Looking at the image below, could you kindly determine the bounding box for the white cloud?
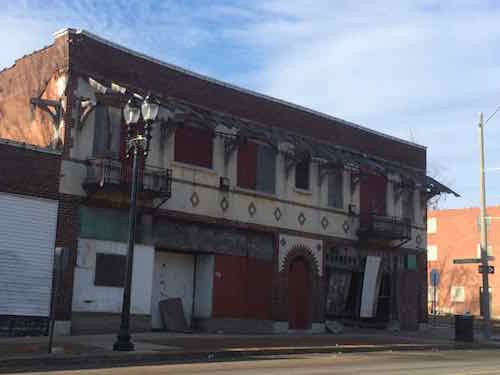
[229,1,500,208]
[1,0,499,208]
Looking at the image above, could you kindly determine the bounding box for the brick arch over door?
[272,245,325,326]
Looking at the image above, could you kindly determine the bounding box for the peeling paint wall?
[0,37,68,148]
[72,238,154,314]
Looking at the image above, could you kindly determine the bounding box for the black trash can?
[455,314,474,342]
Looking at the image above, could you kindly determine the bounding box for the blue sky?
[2,1,500,209]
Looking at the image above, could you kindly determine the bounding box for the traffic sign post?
[478,265,495,274]
[430,269,440,323]
[453,257,494,264]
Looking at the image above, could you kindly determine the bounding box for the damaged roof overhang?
[85,76,438,190]
[425,175,460,198]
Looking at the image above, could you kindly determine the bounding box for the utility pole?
[478,112,491,339]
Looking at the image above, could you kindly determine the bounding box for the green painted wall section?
[79,206,152,244]
[406,254,417,270]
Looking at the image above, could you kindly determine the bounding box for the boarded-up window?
[94,253,126,287]
[295,155,310,190]
[328,171,343,208]
[93,105,121,157]
[402,191,414,222]
[212,254,272,320]
[174,126,213,168]
[359,172,387,225]
[237,141,276,194]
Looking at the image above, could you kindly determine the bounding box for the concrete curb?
[1,342,498,373]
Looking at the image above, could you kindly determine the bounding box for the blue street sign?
[430,269,440,287]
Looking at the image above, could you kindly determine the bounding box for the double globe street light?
[114,94,160,351]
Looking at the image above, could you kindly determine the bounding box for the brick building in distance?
[427,206,500,317]
[0,28,456,336]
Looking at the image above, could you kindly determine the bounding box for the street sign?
[430,269,440,286]
[453,257,495,264]
[478,265,495,274]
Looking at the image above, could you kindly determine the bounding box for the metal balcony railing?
[83,157,172,201]
[357,213,411,241]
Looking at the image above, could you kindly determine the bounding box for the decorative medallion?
[298,212,306,226]
[321,216,329,230]
[342,220,350,234]
[220,196,229,212]
[416,233,422,246]
[248,202,256,217]
[274,207,282,221]
[316,243,322,252]
[280,237,287,247]
[190,191,200,207]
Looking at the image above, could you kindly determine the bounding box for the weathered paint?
[193,254,214,318]
[151,251,195,329]
[0,35,69,149]
[63,72,426,252]
[72,238,154,314]
[79,206,152,244]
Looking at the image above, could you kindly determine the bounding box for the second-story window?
[402,190,414,222]
[327,170,343,209]
[237,141,276,194]
[93,105,121,157]
[174,125,213,169]
[295,155,310,190]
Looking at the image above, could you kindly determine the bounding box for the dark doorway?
[376,273,391,322]
[288,257,309,329]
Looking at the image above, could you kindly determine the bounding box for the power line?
[485,105,500,125]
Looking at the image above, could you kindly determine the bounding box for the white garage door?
[0,193,58,317]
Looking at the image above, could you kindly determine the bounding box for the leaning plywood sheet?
[360,256,382,318]
[159,298,189,332]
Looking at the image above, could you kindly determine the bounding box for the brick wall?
[69,31,425,170]
[428,207,500,317]
[54,194,81,320]
[0,35,68,148]
[0,141,61,198]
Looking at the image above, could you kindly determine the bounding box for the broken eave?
[425,175,460,198]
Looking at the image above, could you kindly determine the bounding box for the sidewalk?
[0,327,498,373]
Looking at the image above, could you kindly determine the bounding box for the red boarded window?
[237,141,276,194]
[237,142,258,189]
[360,173,387,225]
[174,126,213,169]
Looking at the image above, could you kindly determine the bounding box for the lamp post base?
[113,333,135,351]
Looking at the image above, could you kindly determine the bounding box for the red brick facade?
[428,207,500,317]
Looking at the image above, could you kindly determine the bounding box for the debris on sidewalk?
[325,321,344,334]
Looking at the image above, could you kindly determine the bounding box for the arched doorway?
[288,257,309,329]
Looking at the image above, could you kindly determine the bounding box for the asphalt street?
[9,349,500,375]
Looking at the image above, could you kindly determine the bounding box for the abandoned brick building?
[0,29,456,336]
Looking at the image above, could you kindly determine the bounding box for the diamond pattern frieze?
[190,191,200,207]
[248,202,257,217]
[298,212,306,226]
[274,207,282,222]
[220,196,229,212]
[321,216,329,230]
[343,220,350,234]
[416,233,422,247]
